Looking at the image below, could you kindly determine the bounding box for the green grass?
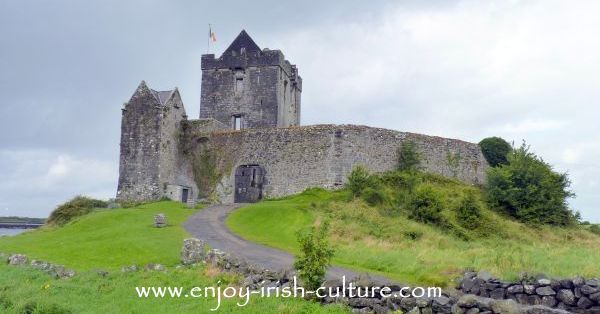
[0,263,345,313]
[227,176,600,287]
[0,201,194,270]
[0,201,346,313]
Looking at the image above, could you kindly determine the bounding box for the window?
[233,115,242,130]
[236,78,244,93]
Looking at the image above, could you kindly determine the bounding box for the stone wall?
[190,124,488,203]
[458,270,600,313]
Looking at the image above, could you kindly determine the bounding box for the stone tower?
[200,30,302,129]
[116,81,197,204]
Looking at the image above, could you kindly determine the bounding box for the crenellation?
[200,30,301,129]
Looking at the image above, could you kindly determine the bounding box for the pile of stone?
[453,294,570,314]
[458,270,600,313]
[144,263,166,271]
[181,238,206,265]
[318,276,454,314]
[120,264,167,272]
[30,259,76,279]
[154,213,167,228]
[204,248,294,290]
[5,253,75,279]
[7,253,27,265]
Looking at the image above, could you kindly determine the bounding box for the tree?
[486,142,577,226]
[479,137,512,167]
[294,220,335,291]
[398,141,422,172]
[346,166,372,197]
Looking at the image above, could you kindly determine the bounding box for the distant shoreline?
[0,223,42,229]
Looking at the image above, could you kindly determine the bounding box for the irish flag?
[209,25,217,42]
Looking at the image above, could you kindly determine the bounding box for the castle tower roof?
[150,89,174,105]
[222,30,261,57]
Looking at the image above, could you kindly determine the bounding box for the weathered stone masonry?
[194,124,487,203]
[200,30,301,129]
[117,81,197,205]
[116,30,488,204]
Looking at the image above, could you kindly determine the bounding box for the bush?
[381,171,421,192]
[590,225,600,236]
[486,143,577,226]
[346,166,374,197]
[398,141,422,172]
[294,220,335,291]
[408,185,445,226]
[47,196,108,226]
[479,137,512,167]
[456,191,483,229]
[361,187,386,206]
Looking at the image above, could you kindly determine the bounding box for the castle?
[117,30,488,205]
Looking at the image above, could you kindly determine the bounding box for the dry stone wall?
[458,271,600,313]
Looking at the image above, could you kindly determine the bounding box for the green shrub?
[456,191,483,229]
[479,137,512,167]
[381,171,421,192]
[398,141,422,172]
[361,187,386,206]
[590,225,600,236]
[346,166,374,197]
[486,143,577,226]
[294,220,335,291]
[408,185,445,226]
[47,196,107,226]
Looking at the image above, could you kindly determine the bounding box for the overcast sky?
[1,0,599,222]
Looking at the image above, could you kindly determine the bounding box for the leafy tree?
[479,137,512,167]
[486,142,577,226]
[456,191,483,229]
[398,141,422,172]
[346,166,373,197]
[294,220,335,291]
[408,184,445,226]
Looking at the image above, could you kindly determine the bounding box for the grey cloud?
[1,0,598,221]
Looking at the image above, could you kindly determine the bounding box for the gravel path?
[183,203,397,284]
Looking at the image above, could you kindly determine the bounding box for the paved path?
[183,203,397,284]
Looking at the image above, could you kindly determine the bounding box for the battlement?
[201,50,300,83]
[200,30,302,129]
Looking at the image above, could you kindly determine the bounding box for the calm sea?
[0,228,29,236]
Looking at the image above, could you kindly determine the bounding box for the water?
[0,228,29,236]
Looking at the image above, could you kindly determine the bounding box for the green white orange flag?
[209,26,217,42]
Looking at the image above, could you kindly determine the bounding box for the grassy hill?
[0,201,344,313]
[227,171,600,287]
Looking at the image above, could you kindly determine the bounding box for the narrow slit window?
[236,78,244,93]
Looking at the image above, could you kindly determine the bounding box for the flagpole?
[207,23,211,54]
